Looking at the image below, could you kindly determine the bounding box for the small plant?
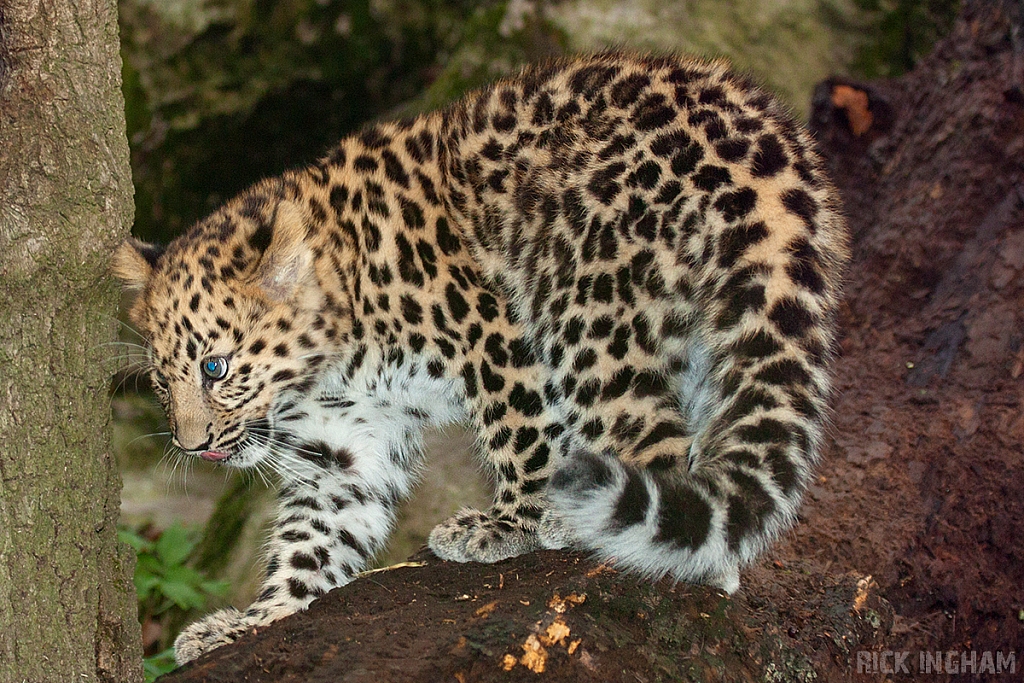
[142,648,178,682]
[119,523,230,681]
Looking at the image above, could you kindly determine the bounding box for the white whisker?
[124,430,172,450]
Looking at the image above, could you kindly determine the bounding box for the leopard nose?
[174,418,215,452]
[176,434,212,452]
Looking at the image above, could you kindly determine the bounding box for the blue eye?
[201,356,228,380]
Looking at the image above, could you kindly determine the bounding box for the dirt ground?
[162,2,1023,680]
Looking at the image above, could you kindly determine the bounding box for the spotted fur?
[114,52,848,664]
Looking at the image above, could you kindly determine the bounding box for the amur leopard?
[113,52,848,664]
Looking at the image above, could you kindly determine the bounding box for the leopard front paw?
[173,607,251,665]
[428,507,541,563]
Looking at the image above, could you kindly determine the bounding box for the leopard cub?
[114,52,848,664]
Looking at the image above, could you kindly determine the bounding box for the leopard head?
[112,182,350,468]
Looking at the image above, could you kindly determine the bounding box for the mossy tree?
[0,0,142,680]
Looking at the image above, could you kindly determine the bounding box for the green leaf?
[200,578,231,597]
[133,572,160,600]
[162,563,203,587]
[143,647,178,683]
[158,579,205,610]
[135,554,163,576]
[118,527,153,554]
[155,524,195,567]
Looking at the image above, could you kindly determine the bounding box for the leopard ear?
[253,200,318,305]
[112,238,164,290]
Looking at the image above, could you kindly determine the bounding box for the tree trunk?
[0,1,142,681]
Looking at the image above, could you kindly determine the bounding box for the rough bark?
[0,1,142,681]
[162,551,890,682]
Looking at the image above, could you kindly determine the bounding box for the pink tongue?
[200,451,229,462]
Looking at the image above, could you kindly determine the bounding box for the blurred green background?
[111,0,958,673]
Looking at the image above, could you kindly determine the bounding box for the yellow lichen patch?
[474,600,498,618]
[520,634,548,673]
[501,614,583,671]
[547,592,586,613]
[449,636,469,656]
[585,563,616,578]
[501,654,518,671]
[853,575,875,612]
[499,591,589,671]
[539,617,571,647]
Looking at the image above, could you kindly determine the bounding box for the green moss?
[851,0,960,78]
[120,0,492,242]
[121,54,151,143]
[581,581,750,681]
[763,650,818,683]
[404,2,567,115]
